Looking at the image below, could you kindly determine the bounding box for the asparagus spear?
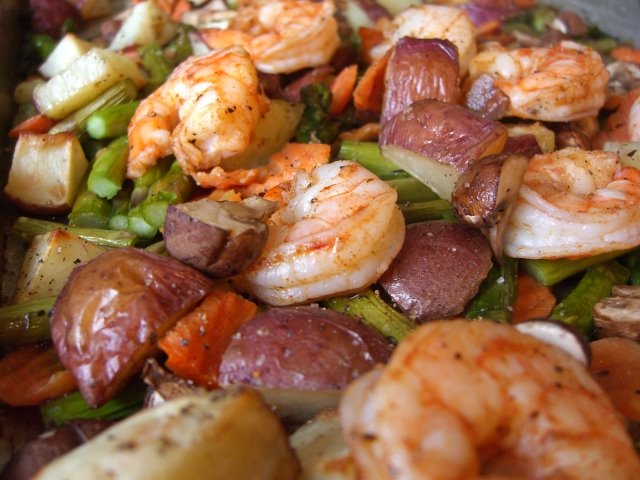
[0,297,55,346]
[399,199,455,223]
[127,205,158,239]
[108,186,132,231]
[49,80,137,136]
[139,44,174,93]
[86,101,139,140]
[550,261,630,336]
[295,83,339,144]
[388,177,439,203]
[13,217,137,249]
[68,177,112,229]
[87,136,129,200]
[140,161,194,228]
[465,257,518,323]
[41,381,146,428]
[324,288,416,343]
[130,158,172,208]
[338,141,409,180]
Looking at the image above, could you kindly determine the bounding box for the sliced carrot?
[353,50,391,112]
[476,19,502,37]
[611,46,640,65]
[9,114,57,138]
[590,337,640,421]
[0,344,77,406]
[511,272,556,324]
[170,0,191,21]
[159,289,258,388]
[329,64,358,117]
[358,26,384,64]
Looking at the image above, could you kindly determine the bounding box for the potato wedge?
[51,248,214,407]
[38,33,94,79]
[33,48,146,120]
[379,99,507,200]
[4,132,88,214]
[14,229,105,304]
[35,389,300,480]
[109,0,178,51]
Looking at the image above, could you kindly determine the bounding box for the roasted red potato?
[50,248,214,407]
[218,306,393,390]
[379,99,508,200]
[379,220,493,322]
[381,37,460,125]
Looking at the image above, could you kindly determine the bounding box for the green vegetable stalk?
[295,83,339,144]
[399,199,454,224]
[109,187,132,231]
[338,141,409,180]
[324,288,416,343]
[87,136,129,200]
[0,297,56,346]
[465,257,518,323]
[130,158,172,208]
[139,44,174,93]
[550,261,630,336]
[68,178,112,229]
[86,101,139,140]
[140,160,194,228]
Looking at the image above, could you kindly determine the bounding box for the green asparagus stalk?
[140,161,194,228]
[86,101,139,140]
[324,288,416,343]
[550,261,630,336]
[165,25,194,65]
[108,187,132,231]
[68,177,112,229]
[139,44,174,93]
[399,199,455,224]
[338,141,409,180]
[465,257,518,323]
[295,83,339,144]
[41,381,146,428]
[130,158,172,208]
[87,136,129,199]
[128,205,159,239]
[520,249,630,286]
[49,80,137,136]
[0,297,55,346]
[388,177,439,203]
[13,217,138,249]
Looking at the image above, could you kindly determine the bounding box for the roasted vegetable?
[164,197,275,277]
[50,248,214,407]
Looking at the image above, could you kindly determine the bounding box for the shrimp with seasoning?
[503,147,640,259]
[127,45,268,180]
[340,319,640,480]
[234,160,405,306]
[468,41,609,122]
[199,0,340,74]
[371,5,477,75]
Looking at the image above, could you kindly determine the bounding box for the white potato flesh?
[290,410,357,480]
[14,230,105,303]
[34,390,300,480]
[375,0,421,15]
[109,0,178,51]
[33,48,146,120]
[13,77,45,105]
[604,141,640,169]
[507,122,556,154]
[69,0,111,19]
[4,133,88,213]
[39,34,94,79]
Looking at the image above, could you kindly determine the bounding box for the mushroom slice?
[515,319,591,367]
[451,153,528,259]
[593,285,640,341]
[164,196,277,277]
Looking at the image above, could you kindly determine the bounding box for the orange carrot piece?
[170,0,191,21]
[358,26,384,64]
[611,46,640,65]
[511,272,556,324]
[329,64,358,117]
[9,114,57,138]
[159,289,258,388]
[0,344,77,406]
[590,337,640,421]
[353,50,391,112]
[476,19,502,37]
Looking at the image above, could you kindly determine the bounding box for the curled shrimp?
[199,0,340,74]
[629,95,640,141]
[127,45,268,179]
[371,5,477,75]
[468,41,609,122]
[503,147,640,259]
[340,319,640,480]
[234,160,405,306]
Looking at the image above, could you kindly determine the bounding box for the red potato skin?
[218,306,393,390]
[382,37,460,125]
[50,248,214,407]
[464,73,510,121]
[30,0,83,37]
[379,221,493,322]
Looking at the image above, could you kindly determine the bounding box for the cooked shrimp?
[629,95,640,141]
[469,41,608,122]
[127,45,268,179]
[503,147,640,259]
[340,319,640,480]
[235,160,405,306]
[371,5,477,75]
[199,0,340,74]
